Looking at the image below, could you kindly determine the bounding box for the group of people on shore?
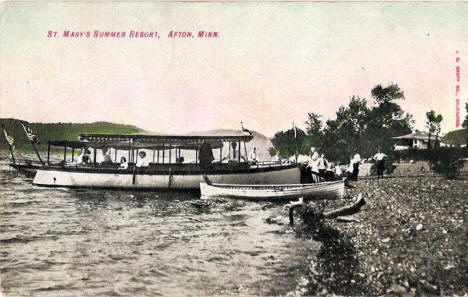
[304,147,388,182]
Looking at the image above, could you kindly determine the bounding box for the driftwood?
[289,194,365,225]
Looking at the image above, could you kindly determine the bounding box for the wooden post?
[157,149,160,163]
[244,141,248,162]
[162,146,165,164]
[153,149,155,163]
[238,141,241,162]
[169,145,172,164]
[115,149,118,162]
[195,150,198,164]
[93,147,97,167]
[63,145,67,163]
[4,139,16,164]
[71,147,75,162]
[31,142,44,165]
[47,143,50,164]
[128,141,131,163]
[220,146,222,162]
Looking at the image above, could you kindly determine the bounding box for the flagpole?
[21,123,44,165]
[293,122,297,163]
[3,130,16,164]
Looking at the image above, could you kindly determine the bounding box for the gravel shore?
[295,175,467,296]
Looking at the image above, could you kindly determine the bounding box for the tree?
[462,103,468,146]
[462,103,468,129]
[304,112,323,150]
[271,84,413,164]
[371,83,405,104]
[270,128,308,158]
[365,84,412,153]
[426,110,443,149]
[268,147,277,157]
[320,96,370,163]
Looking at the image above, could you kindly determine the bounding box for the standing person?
[199,142,214,169]
[351,153,361,181]
[373,150,388,179]
[307,148,320,183]
[334,163,343,178]
[317,153,327,177]
[249,147,258,163]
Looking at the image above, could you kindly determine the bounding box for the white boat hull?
[32,165,300,190]
[200,179,346,201]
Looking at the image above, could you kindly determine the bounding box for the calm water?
[0,161,318,296]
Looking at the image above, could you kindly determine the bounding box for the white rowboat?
[200,179,346,201]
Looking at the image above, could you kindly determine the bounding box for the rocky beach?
[293,175,467,296]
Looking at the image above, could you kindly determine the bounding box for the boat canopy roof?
[48,140,85,148]
[75,133,253,150]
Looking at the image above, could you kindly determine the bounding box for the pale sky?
[0,2,467,136]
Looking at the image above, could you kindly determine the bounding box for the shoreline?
[293,176,467,296]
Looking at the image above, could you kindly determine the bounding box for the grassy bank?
[296,176,467,296]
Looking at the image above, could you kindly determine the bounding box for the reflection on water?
[0,162,319,296]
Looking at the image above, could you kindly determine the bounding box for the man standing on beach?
[373,150,387,179]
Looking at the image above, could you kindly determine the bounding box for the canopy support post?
[169,144,172,164]
[93,147,97,167]
[32,142,44,165]
[128,140,131,163]
[238,141,241,162]
[63,145,67,163]
[47,143,50,165]
[71,147,75,162]
[244,141,248,162]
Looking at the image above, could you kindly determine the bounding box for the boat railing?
[253,160,287,168]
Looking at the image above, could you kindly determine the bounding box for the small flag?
[21,123,39,143]
[3,129,14,147]
[293,122,297,139]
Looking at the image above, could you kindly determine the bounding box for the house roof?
[393,131,444,141]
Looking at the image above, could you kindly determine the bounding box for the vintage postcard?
[0,1,467,296]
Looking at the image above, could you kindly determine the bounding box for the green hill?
[443,129,468,146]
[0,118,143,150]
[1,119,274,160]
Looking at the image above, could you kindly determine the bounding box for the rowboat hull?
[200,179,346,201]
[32,164,301,190]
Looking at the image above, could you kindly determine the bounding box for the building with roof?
[393,131,446,150]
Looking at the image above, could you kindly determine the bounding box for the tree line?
[270,84,458,164]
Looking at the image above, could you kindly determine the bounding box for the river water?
[0,161,319,296]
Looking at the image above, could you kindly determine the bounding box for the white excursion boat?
[200,179,346,201]
[31,133,301,190]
